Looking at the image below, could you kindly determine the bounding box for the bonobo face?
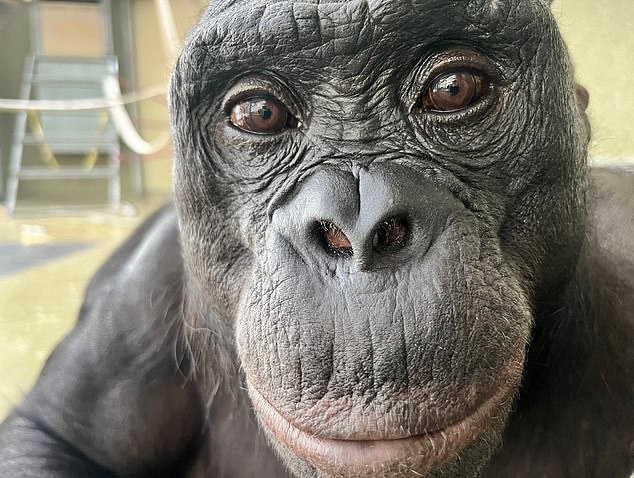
[170,0,589,476]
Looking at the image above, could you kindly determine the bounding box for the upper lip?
[247,370,521,477]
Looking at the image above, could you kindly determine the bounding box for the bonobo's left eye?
[422,71,490,112]
[228,96,299,135]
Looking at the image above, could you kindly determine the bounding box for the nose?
[271,166,447,269]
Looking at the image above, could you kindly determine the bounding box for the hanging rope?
[0,85,166,112]
[154,0,181,60]
[0,82,170,155]
[102,76,170,155]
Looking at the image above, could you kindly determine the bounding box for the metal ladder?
[5,0,122,215]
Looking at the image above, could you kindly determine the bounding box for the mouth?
[247,374,519,477]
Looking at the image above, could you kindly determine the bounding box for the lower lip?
[247,376,518,477]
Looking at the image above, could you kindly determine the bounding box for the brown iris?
[422,70,489,112]
[229,96,291,134]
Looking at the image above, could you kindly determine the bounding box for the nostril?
[314,218,408,258]
[318,221,353,257]
[373,217,408,253]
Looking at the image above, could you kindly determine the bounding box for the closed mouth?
[247,372,519,477]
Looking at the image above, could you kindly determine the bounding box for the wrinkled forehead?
[185,0,552,66]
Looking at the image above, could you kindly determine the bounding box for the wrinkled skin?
[1,0,633,477]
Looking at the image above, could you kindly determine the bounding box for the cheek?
[213,123,302,181]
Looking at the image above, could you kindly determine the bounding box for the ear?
[575,84,590,111]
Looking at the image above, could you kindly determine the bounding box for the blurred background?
[0,0,632,419]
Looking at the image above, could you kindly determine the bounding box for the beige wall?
[131,1,634,194]
[553,0,634,161]
[39,3,105,56]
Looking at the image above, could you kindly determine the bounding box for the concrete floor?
[0,201,164,419]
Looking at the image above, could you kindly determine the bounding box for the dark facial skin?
[0,1,632,477]
[171,0,585,475]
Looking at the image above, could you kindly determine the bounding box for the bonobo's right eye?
[228,96,299,135]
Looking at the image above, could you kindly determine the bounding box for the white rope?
[102,76,170,155]
[0,85,166,112]
[154,0,181,60]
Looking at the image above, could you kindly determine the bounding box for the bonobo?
[1,0,633,476]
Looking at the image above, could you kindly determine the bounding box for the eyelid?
[224,89,280,114]
[426,50,503,83]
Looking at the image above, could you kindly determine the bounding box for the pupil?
[447,82,460,96]
[257,105,272,120]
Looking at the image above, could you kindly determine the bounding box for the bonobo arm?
[0,206,204,477]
